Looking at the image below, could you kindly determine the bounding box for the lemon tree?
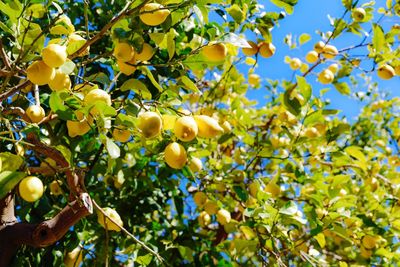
[0,0,400,266]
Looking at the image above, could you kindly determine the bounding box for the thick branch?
[26,133,82,197]
[0,193,92,267]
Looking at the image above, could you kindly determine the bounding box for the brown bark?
[0,193,92,267]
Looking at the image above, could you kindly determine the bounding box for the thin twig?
[92,200,169,266]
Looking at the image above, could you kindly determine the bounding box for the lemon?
[377,64,395,80]
[113,42,135,62]
[314,41,325,53]
[174,116,198,142]
[362,235,377,249]
[198,211,211,228]
[49,180,63,196]
[84,89,112,115]
[327,63,339,74]
[26,105,45,123]
[216,209,231,225]
[289,58,302,70]
[164,142,187,169]
[49,70,71,91]
[193,192,208,207]
[97,207,123,231]
[136,43,154,61]
[117,58,137,75]
[194,115,224,138]
[19,176,44,202]
[138,111,163,138]
[305,50,319,63]
[318,69,334,84]
[322,44,338,59]
[139,3,170,26]
[258,42,276,58]
[26,60,55,85]
[112,127,131,142]
[242,41,258,56]
[352,7,366,22]
[202,43,227,62]
[42,44,68,68]
[64,247,83,267]
[248,73,260,87]
[189,157,203,172]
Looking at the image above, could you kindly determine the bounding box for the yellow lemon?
[189,157,203,173]
[194,115,224,138]
[362,235,377,249]
[377,64,395,80]
[48,70,71,91]
[289,58,302,70]
[27,60,55,85]
[26,105,45,123]
[198,211,211,228]
[84,89,112,115]
[327,63,339,74]
[258,42,276,58]
[318,69,334,84]
[139,3,170,26]
[138,111,163,138]
[164,142,187,169]
[242,41,258,56]
[352,7,366,22]
[19,176,44,202]
[49,180,63,196]
[322,44,338,59]
[202,43,227,62]
[42,44,68,68]
[135,43,154,61]
[174,116,198,142]
[204,201,219,215]
[305,50,319,63]
[113,42,135,62]
[193,192,207,207]
[314,41,325,53]
[248,73,261,87]
[216,209,231,225]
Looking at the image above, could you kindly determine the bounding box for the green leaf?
[270,0,298,14]
[166,30,176,60]
[0,171,26,199]
[178,246,194,263]
[0,152,23,172]
[136,253,153,265]
[296,75,311,103]
[105,137,120,159]
[333,82,351,95]
[140,67,163,92]
[233,186,248,202]
[279,201,298,215]
[120,79,152,100]
[181,76,200,93]
[314,233,326,248]
[299,33,311,45]
[283,89,301,115]
[372,23,385,53]
[0,21,13,35]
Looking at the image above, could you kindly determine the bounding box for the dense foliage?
[0,0,400,266]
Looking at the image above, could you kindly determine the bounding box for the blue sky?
[243,0,399,120]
